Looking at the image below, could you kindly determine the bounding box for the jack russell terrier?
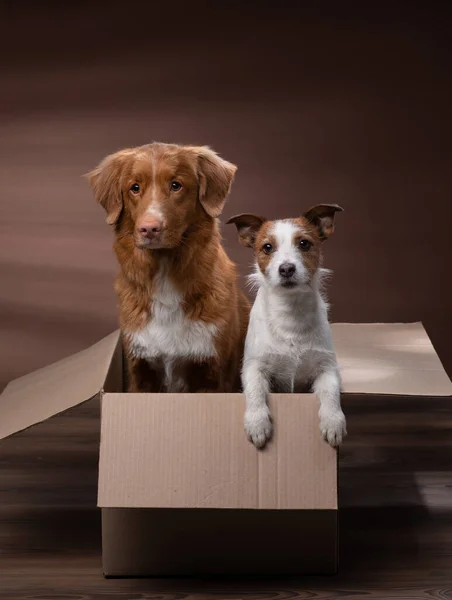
[227,204,347,448]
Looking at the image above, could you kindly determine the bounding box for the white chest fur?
[245,285,338,383]
[126,270,218,364]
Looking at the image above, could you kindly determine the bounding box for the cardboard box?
[1,323,451,576]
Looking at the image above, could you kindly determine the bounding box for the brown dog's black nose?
[279,263,296,278]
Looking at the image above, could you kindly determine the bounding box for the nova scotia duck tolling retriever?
[87,142,250,393]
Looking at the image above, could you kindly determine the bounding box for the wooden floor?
[1,394,452,599]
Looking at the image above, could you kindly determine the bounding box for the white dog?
[227,204,347,449]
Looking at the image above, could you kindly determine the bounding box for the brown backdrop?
[1,1,451,390]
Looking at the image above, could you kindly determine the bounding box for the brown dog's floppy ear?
[85,150,130,226]
[193,146,237,218]
[226,213,267,248]
[303,204,344,240]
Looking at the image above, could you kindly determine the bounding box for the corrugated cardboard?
[334,323,452,396]
[0,322,451,577]
[0,330,120,440]
[98,393,337,510]
[98,393,338,576]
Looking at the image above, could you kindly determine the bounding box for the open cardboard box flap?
[0,322,451,442]
[0,330,121,439]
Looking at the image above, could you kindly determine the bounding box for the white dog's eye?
[299,239,312,251]
[262,243,273,254]
[130,183,140,194]
[171,181,183,191]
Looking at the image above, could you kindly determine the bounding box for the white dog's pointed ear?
[303,204,344,240]
[226,213,267,248]
[192,146,237,218]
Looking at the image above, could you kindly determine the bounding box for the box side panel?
[259,395,337,509]
[101,507,337,576]
[332,322,452,396]
[332,322,431,346]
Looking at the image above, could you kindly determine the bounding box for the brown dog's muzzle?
[136,219,164,246]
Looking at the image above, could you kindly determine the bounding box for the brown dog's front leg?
[126,357,164,393]
[186,361,222,393]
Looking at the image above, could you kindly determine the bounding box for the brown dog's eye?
[171,181,183,192]
[262,243,273,254]
[130,183,140,194]
[299,239,312,251]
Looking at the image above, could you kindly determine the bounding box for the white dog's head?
[227,204,343,292]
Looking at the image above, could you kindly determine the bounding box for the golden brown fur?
[87,142,250,393]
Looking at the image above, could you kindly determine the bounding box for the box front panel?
[98,393,337,510]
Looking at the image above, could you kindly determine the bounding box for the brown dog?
[87,143,250,393]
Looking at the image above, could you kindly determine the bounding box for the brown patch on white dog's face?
[290,217,323,279]
[254,221,278,274]
[87,143,237,249]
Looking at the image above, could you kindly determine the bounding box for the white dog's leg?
[313,369,347,447]
[242,359,272,448]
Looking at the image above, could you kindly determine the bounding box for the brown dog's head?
[227,204,343,290]
[87,143,237,249]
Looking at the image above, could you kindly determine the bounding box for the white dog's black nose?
[279,263,296,278]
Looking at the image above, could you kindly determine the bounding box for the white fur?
[126,266,217,392]
[242,220,347,448]
[144,203,164,221]
[144,151,165,221]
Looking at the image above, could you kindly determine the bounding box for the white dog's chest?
[246,293,337,384]
[269,344,329,381]
[126,276,217,363]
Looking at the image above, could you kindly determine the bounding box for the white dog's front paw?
[319,408,347,447]
[244,407,273,449]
